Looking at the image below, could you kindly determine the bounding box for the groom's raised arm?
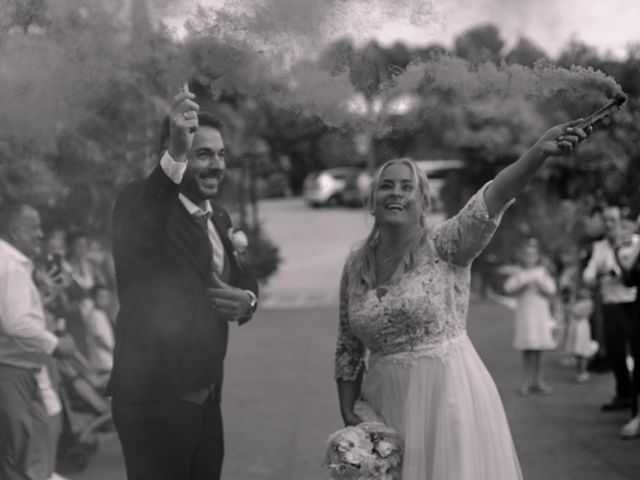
[113,91,199,269]
[113,161,181,256]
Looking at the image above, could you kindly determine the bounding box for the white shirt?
[160,151,226,274]
[583,236,638,304]
[35,365,62,416]
[0,239,59,369]
[159,151,257,312]
[178,194,226,274]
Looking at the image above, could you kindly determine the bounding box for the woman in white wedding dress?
[334,119,591,480]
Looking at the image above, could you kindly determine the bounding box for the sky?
[163,0,640,59]
[377,0,640,58]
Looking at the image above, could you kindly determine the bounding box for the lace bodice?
[335,182,513,381]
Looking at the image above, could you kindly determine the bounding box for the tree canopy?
[1,0,638,267]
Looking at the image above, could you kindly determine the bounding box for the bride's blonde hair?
[345,158,432,298]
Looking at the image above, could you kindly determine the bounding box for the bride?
[334,119,590,479]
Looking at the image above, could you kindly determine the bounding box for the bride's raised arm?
[484,119,590,216]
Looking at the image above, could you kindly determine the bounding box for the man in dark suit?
[107,90,259,480]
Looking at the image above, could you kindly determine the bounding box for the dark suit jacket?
[106,165,258,402]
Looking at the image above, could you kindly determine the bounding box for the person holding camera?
[583,205,638,412]
[0,203,76,480]
[613,217,640,438]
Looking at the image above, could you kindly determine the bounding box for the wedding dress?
[335,183,523,480]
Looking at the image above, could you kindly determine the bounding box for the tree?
[349,41,385,99]
[506,37,548,67]
[557,40,601,68]
[0,0,48,36]
[319,37,355,75]
[454,24,504,63]
[412,43,449,62]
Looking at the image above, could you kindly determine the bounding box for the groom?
[107,90,259,480]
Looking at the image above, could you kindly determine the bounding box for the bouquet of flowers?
[324,422,403,480]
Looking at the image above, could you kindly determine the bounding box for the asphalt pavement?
[66,199,639,479]
[68,299,639,480]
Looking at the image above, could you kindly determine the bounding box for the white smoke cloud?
[160,0,627,131]
[163,0,640,58]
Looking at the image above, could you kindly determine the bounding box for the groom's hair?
[159,112,224,154]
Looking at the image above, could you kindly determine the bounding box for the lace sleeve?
[334,265,366,381]
[433,181,514,267]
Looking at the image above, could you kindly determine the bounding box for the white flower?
[339,427,373,451]
[343,450,365,465]
[326,423,402,480]
[344,448,374,466]
[228,229,249,254]
[328,463,360,480]
[361,457,392,479]
[375,440,396,458]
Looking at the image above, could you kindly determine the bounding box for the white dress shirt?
[159,151,257,308]
[583,236,638,304]
[178,194,226,275]
[160,151,226,274]
[159,152,256,404]
[0,239,59,369]
[35,365,62,416]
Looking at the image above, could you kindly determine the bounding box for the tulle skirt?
[355,333,523,480]
[564,319,598,358]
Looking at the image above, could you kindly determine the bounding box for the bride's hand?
[535,119,591,157]
[343,412,363,426]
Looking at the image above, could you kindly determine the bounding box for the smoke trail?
[176,0,624,133]
[177,0,443,128]
[384,57,622,101]
[1,0,625,150]
[0,1,132,149]
[266,56,624,133]
[180,0,445,62]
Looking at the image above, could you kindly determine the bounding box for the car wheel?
[327,195,341,207]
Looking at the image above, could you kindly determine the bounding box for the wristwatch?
[244,290,258,316]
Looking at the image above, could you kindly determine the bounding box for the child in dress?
[564,287,598,383]
[82,285,115,390]
[504,238,557,395]
[555,243,582,367]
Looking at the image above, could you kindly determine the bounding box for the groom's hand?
[167,90,199,162]
[207,275,251,322]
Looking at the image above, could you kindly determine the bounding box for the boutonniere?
[228,228,249,258]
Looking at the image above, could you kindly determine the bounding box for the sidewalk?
[70,298,639,480]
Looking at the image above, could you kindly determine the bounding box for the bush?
[244,225,281,284]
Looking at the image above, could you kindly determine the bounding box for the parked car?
[414,159,464,211]
[302,167,365,207]
[303,159,463,209]
[341,170,373,207]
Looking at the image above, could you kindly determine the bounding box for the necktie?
[193,210,210,233]
[192,211,225,275]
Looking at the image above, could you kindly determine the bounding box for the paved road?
[256,199,371,308]
[257,198,445,308]
[66,199,639,479]
[68,301,639,480]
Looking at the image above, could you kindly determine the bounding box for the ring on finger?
[183,111,192,120]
